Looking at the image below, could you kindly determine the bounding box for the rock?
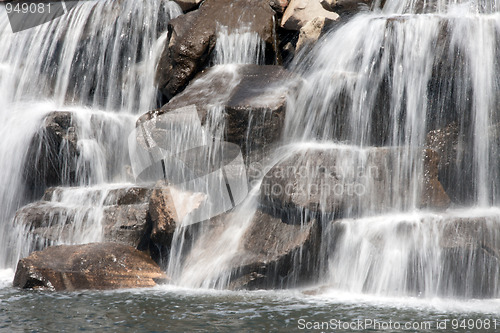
[270,0,290,12]
[148,182,207,245]
[332,0,377,14]
[232,210,320,289]
[421,149,451,209]
[422,215,500,298]
[259,147,450,220]
[281,0,339,31]
[296,16,333,51]
[173,0,203,11]
[320,0,336,10]
[147,65,294,158]
[13,243,167,291]
[187,209,319,289]
[14,186,153,250]
[23,112,79,199]
[156,0,277,99]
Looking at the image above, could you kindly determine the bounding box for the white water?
[0,0,181,267]
[0,0,499,305]
[165,0,500,298]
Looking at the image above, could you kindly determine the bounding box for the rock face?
[281,0,339,31]
[296,16,333,51]
[156,0,277,99]
[231,210,320,289]
[148,183,206,245]
[13,243,167,291]
[23,112,79,199]
[438,217,500,298]
[260,147,450,220]
[14,186,153,251]
[148,65,294,158]
[192,209,319,289]
[332,0,378,14]
[173,0,203,11]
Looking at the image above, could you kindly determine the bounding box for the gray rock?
[23,112,79,199]
[202,209,319,289]
[147,65,294,158]
[260,147,450,219]
[173,0,203,11]
[155,0,277,99]
[14,186,153,250]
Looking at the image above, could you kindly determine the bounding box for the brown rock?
[148,183,206,245]
[13,243,167,291]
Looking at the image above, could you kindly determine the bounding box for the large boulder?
[176,209,319,289]
[281,0,339,31]
[147,65,294,159]
[330,0,378,14]
[259,147,450,220]
[156,0,277,99]
[13,243,167,291]
[23,112,79,199]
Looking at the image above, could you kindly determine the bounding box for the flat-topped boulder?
[147,65,295,158]
[13,243,167,291]
[260,146,450,219]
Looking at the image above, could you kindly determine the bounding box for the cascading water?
[162,0,500,298]
[0,0,182,268]
[279,0,500,297]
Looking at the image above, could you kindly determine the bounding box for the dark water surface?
[1,270,500,332]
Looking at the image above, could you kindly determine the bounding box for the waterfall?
[167,0,500,297]
[212,25,266,65]
[0,0,182,268]
[278,0,500,296]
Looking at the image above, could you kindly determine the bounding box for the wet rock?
[233,210,319,289]
[296,16,334,51]
[281,0,339,31]
[435,216,500,298]
[173,0,203,11]
[190,210,319,289]
[147,65,293,158]
[156,0,277,99]
[332,0,378,14]
[421,149,451,209]
[23,112,79,199]
[270,0,290,12]
[13,243,167,291]
[14,186,153,250]
[148,182,206,246]
[260,147,450,220]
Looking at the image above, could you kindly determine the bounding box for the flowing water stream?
[1,0,500,331]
